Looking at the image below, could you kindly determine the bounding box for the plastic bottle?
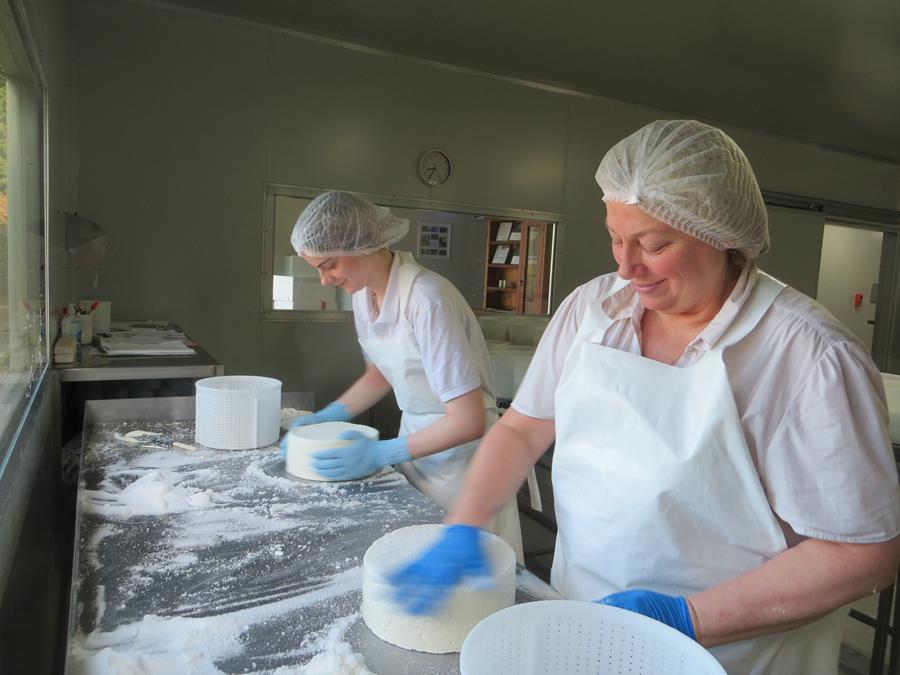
[80,312,93,345]
[61,304,82,346]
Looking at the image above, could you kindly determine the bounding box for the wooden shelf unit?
[482,219,553,314]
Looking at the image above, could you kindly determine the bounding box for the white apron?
[551,272,843,675]
[358,252,524,562]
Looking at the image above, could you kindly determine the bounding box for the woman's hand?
[389,524,492,615]
[311,432,411,480]
[597,589,696,638]
[291,401,351,428]
[278,401,350,458]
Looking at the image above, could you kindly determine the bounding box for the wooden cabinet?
[483,219,553,314]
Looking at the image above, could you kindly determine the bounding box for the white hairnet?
[290,191,409,257]
[595,120,769,258]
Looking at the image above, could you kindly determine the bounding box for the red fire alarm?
[853,293,864,308]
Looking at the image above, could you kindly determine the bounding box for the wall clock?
[417,149,452,187]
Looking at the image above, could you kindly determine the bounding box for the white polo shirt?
[352,252,496,404]
[513,265,900,545]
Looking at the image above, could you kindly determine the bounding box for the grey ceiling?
[158,0,900,164]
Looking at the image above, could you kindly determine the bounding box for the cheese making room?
[1,1,900,673]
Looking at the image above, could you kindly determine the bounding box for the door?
[816,224,883,352]
[872,232,900,373]
[521,222,553,315]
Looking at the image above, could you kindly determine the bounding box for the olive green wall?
[73,0,900,405]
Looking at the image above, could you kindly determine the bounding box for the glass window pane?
[0,41,47,456]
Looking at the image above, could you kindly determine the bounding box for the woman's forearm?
[335,363,393,416]
[405,388,486,459]
[447,409,555,528]
[689,535,900,647]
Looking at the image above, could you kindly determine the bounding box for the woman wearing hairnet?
[389,120,900,674]
[287,191,523,561]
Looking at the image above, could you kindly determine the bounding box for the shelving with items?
[482,219,553,314]
[483,220,521,312]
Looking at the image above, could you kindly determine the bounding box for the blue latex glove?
[279,401,351,458]
[388,524,492,616]
[311,432,411,480]
[596,589,696,639]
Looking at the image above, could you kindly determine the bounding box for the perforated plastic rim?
[459,600,726,675]
[195,375,282,392]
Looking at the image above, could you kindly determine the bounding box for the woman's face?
[301,254,369,294]
[605,201,732,317]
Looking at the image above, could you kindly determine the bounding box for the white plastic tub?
[195,376,282,449]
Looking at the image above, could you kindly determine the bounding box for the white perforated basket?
[195,376,282,450]
[460,600,726,675]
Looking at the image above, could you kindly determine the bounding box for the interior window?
[263,187,558,319]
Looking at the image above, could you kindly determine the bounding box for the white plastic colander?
[195,376,282,450]
[460,600,726,675]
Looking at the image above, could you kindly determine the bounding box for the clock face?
[418,150,452,186]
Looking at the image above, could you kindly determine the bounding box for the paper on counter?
[99,336,195,356]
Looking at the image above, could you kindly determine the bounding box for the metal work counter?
[65,397,559,674]
[55,321,224,383]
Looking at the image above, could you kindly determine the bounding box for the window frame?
[0,0,50,476]
[260,183,563,323]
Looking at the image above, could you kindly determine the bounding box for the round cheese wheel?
[285,422,378,481]
[362,524,516,653]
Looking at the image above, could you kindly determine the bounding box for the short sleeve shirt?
[513,265,900,545]
[352,252,496,403]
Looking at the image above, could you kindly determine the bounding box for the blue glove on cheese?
[388,524,492,616]
[311,432,411,480]
[596,589,696,639]
[279,401,351,459]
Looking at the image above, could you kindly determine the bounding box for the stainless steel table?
[55,321,224,383]
[65,397,560,674]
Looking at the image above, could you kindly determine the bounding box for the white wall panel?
[77,0,269,374]
[726,127,900,208]
[429,70,567,212]
[556,100,660,302]
[757,205,826,298]
[267,35,434,198]
[267,37,568,212]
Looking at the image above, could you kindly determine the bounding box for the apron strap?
[394,251,425,321]
[394,250,498,414]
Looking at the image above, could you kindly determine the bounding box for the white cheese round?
[362,524,516,653]
[285,422,378,481]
